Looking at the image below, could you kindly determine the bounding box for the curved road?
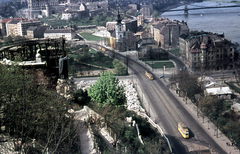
[128,58,226,154]
[78,42,227,153]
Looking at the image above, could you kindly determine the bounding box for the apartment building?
[0,18,21,37]
[179,31,235,72]
[6,20,21,36]
[17,20,41,36]
[151,18,189,49]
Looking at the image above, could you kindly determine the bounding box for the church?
[107,10,136,52]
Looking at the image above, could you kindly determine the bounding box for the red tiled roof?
[0,18,24,23]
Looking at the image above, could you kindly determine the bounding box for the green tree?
[177,69,202,101]
[0,64,77,153]
[145,23,151,32]
[112,59,126,75]
[87,71,126,108]
[13,35,26,42]
[79,47,91,62]
[92,14,101,25]
[152,10,159,18]
[3,35,13,44]
[73,89,91,106]
[135,11,140,17]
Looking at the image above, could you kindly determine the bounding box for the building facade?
[106,19,137,33]
[44,28,76,40]
[61,3,89,20]
[179,31,235,72]
[27,26,48,38]
[17,20,41,36]
[0,18,22,37]
[151,18,189,50]
[6,20,21,36]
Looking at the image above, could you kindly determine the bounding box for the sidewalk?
[170,86,239,153]
[152,66,239,154]
[133,57,239,153]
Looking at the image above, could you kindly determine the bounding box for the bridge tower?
[184,3,188,14]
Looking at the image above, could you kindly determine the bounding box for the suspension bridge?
[160,3,240,14]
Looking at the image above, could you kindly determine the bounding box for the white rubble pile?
[119,80,145,113]
[0,135,17,154]
[77,80,96,91]
[76,79,145,112]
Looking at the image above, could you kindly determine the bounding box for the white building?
[205,87,232,99]
[44,29,76,40]
[61,12,72,20]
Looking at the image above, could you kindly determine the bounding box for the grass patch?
[68,54,78,59]
[80,33,104,41]
[88,56,114,69]
[146,61,174,69]
[169,48,179,56]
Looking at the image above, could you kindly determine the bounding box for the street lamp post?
[208,120,210,129]
[163,63,165,77]
[152,60,153,72]
[185,92,187,104]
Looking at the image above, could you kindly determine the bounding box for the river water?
[161,1,240,44]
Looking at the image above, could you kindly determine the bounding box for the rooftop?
[45,29,74,33]
[206,87,232,95]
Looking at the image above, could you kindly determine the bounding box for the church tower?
[115,8,126,51]
[115,8,124,43]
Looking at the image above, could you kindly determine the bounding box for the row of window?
[193,60,233,66]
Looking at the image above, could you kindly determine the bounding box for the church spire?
[116,7,122,25]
